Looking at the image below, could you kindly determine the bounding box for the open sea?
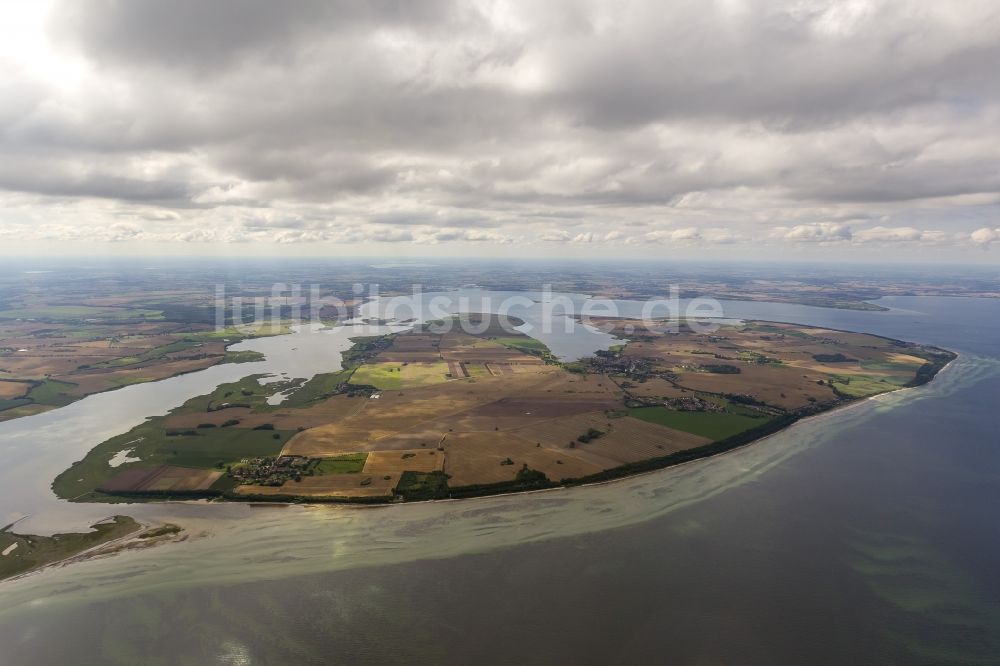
[1,295,998,665]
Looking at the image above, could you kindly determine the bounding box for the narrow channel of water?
[0,322,403,532]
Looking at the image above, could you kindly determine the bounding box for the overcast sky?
[1,0,999,262]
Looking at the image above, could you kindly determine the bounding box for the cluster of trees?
[447,466,554,499]
[812,353,855,363]
[908,351,957,387]
[700,364,741,374]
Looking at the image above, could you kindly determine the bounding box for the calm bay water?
[0,322,405,534]
[1,296,999,664]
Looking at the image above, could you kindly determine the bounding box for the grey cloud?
[0,1,996,258]
[546,2,1000,128]
[369,212,501,229]
[0,163,195,203]
[51,0,454,75]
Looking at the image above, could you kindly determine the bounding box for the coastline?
[37,314,958,509]
[0,348,958,584]
[296,347,959,508]
[158,343,958,507]
[0,518,186,584]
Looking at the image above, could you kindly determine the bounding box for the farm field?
[0,381,31,399]
[0,297,289,422]
[0,305,164,320]
[311,453,368,474]
[52,399,294,502]
[351,361,452,389]
[627,406,769,440]
[54,316,955,504]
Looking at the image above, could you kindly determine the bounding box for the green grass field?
[395,470,449,500]
[464,363,491,378]
[494,336,549,353]
[223,350,266,364]
[25,378,77,407]
[182,322,292,341]
[152,428,292,468]
[628,406,770,440]
[829,374,906,398]
[859,359,924,373]
[279,369,353,407]
[314,453,368,474]
[177,375,274,412]
[0,397,31,411]
[96,340,199,368]
[50,371,323,500]
[52,415,292,500]
[351,362,451,390]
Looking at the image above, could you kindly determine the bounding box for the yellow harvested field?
[440,348,542,364]
[0,381,30,399]
[282,366,566,456]
[364,449,444,474]
[887,352,928,366]
[363,430,448,451]
[441,431,604,486]
[511,413,711,468]
[672,364,837,410]
[235,474,395,498]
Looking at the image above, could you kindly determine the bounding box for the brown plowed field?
[100,465,222,492]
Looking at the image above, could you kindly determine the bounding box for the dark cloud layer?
[52,1,454,73]
[0,1,998,253]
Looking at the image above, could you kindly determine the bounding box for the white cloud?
[540,229,572,242]
[777,223,853,243]
[971,227,1000,245]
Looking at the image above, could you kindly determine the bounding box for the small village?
[229,455,312,487]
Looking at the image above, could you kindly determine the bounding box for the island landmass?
[54,314,955,505]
